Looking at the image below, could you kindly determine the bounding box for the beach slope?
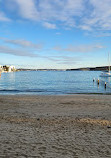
[0,95,111,157]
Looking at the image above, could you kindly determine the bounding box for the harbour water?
[0,71,111,95]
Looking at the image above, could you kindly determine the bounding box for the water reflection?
[8,72,15,82]
[108,77,111,83]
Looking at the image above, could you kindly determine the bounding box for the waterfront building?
[1,65,16,72]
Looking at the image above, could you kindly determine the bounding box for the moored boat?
[100,52,111,77]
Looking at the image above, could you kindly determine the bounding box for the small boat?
[100,72,111,77]
[100,52,111,77]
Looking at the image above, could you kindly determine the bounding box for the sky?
[0,0,111,69]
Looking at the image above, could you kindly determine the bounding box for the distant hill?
[66,66,110,71]
[17,66,110,72]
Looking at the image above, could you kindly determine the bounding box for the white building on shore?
[0,65,16,72]
[7,65,16,72]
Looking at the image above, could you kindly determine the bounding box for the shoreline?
[0,92,111,96]
[0,94,111,157]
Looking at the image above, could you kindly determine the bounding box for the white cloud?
[0,45,37,57]
[43,22,57,29]
[53,43,104,53]
[0,43,81,64]
[44,55,80,65]
[12,0,84,28]
[2,0,111,31]
[79,25,92,31]
[81,0,111,30]
[95,32,111,37]
[4,39,42,49]
[0,38,44,57]
[0,12,11,22]
[14,0,39,21]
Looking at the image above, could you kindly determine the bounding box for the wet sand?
[0,95,111,158]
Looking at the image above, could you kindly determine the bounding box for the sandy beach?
[0,94,111,158]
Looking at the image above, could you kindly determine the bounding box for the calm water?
[0,71,111,95]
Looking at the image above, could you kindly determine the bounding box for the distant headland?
[18,66,110,72]
[0,65,110,73]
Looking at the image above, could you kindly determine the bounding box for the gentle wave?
[0,89,63,94]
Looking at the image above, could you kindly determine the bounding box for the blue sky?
[0,0,111,69]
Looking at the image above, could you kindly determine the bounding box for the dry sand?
[0,94,111,158]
